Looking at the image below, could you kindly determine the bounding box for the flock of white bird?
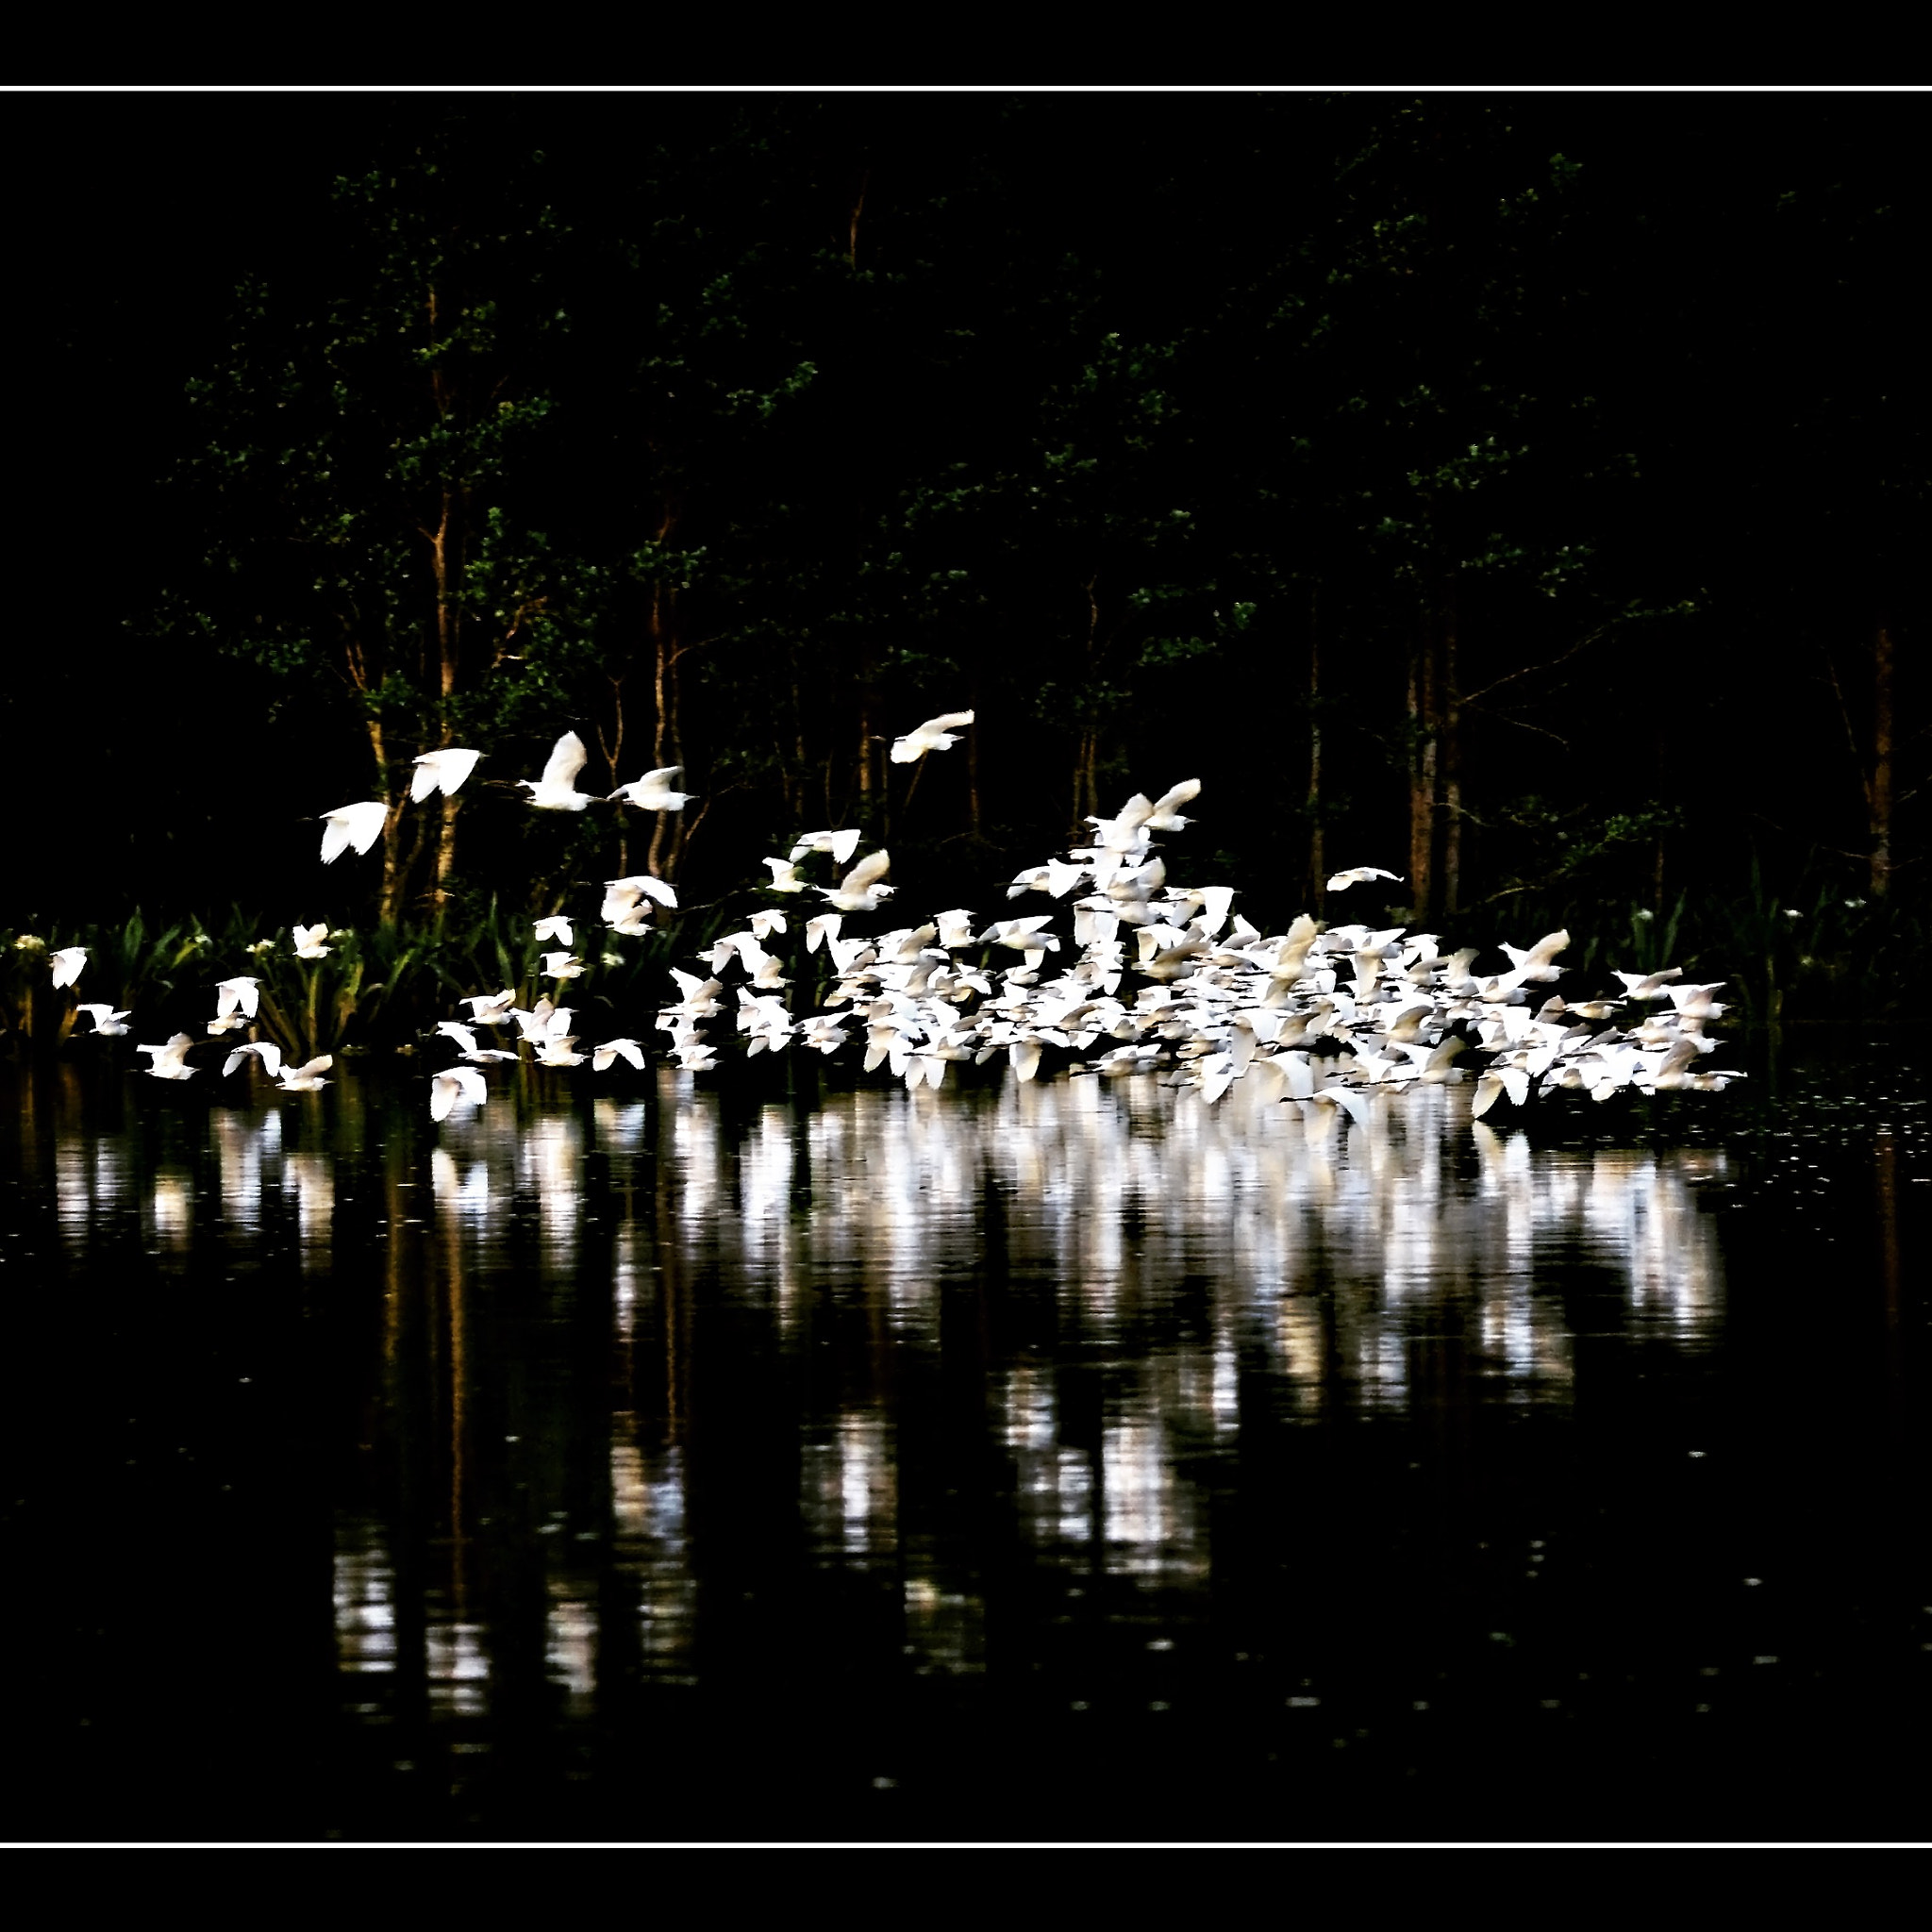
[41,708,1740,1128]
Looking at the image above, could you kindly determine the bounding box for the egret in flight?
[320,801,390,862]
[791,828,863,866]
[409,748,483,803]
[518,732,598,811]
[1327,867,1403,892]
[138,1035,199,1081]
[609,765,696,812]
[430,1065,489,1121]
[819,849,895,912]
[890,711,974,763]
[50,947,88,989]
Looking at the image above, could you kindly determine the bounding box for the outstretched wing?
[541,731,589,790]
[919,710,974,734]
[840,848,892,896]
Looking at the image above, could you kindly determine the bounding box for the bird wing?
[541,732,589,790]
[289,1056,333,1081]
[840,849,892,895]
[919,710,975,734]
[342,801,389,854]
[1150,778,1202,818]
[437,748,481,796]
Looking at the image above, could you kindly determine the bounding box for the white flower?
[1844,898,1866,909]
[602,950,625,968]
[1783,908,1804,920]
[1633,908,1654,923]
[246,939,277,957]
[13,933,44,951]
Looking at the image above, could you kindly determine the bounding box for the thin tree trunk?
[1871,618,1895,899]
[1308,589,1324,918]
[966,665,982,840]
[1407,612,1437,922]
[1440,583,1461,918]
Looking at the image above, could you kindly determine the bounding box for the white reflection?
[652,1075,1728,1574]
[545,1588,596,1710]
[148,1169,192,1251]
[334,1525,395,1675]
[284,1150,333,1261]
[426,1621,491,1716]
[522,1116,583,1271]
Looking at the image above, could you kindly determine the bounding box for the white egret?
[762,857,808,892]
[429,1065,488,1121]
[601,874,677,932]
[75,1004,131,1036]
[462,990,518,1025]
[49,947,88,989]
[541,952,585,980]
[214,976,261,1019]
[137,1034,199,1081]
[1499,930,1572,982]
[608,765,696,811]
[890,710,974,763]
[223,1041,284,1081]
[1327,866,1403,892]
[291,924,332,958]
[591,1038,646,1072]
[320,801,390,862]
[534,915,574,946]
[819,849,894,912]
[791,827,864,866]
[1144,778,1201,831]
[518,732,597,811]
[409,747,483,803]
[276,1056,333,1091]
[1611,968,1684,1001]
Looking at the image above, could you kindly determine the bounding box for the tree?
[167,127,591,924]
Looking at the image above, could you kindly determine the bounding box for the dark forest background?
[8,92,1927,1021]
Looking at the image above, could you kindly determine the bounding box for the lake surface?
[4,1041,1931,1842]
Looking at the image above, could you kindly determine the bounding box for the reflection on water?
[8,1053,1931,1840]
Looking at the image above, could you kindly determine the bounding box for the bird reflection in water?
[27,1065,1736,1815]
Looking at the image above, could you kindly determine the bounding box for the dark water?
[4,1042,1931,1842]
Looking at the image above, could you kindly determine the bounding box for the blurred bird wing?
[541,732,589,790]
[839,849,892,896]
[288,1056,334,1082]
[1150,777,1201,819]
[918,710,974,734]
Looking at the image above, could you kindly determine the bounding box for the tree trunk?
[1407,609,1437,922]
[1307,589,1325,918]
[1440,583,1462,918]
[1871,618,1895,899]
[966,665,982,840]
